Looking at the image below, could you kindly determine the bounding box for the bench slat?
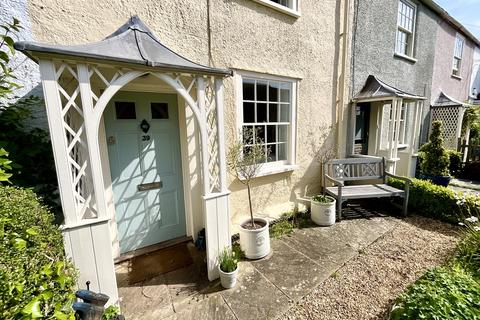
[325,184,404,200]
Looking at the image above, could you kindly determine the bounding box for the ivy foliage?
[0,148,12,182]
[0,18,59,214]
[0,186,77,319]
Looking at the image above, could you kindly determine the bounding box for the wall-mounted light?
[140,119,150,133]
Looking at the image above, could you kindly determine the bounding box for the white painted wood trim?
[214,78,228,193]
[196,76,211,195]
[177,95,195,239]
[77,64,108,219]
[38,60,78,225]
[250,0,301,18]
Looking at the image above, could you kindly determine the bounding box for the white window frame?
[395,0,417,59]
[452,33,465,77]
[235,71,298,177]
[250,0,301,18]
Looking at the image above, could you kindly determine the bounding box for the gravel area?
[280,216,460,320]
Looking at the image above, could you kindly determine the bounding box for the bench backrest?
[323,157,385,183]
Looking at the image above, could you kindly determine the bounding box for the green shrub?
[390,265,480,320]
[447,150,463,176]
[456,211,480,278]
[419,121,450,176]
[0,186,77,319]
[388,177,479,224]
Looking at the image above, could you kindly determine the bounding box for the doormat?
[128,243,193,284]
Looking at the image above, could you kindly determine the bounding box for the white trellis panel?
[430,106,465,149]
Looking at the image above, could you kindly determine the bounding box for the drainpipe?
[336,0,352,158]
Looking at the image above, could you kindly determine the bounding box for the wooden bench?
[322,156,411,220]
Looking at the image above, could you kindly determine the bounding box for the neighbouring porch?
[15,16,233,305]
[347,75,425,176]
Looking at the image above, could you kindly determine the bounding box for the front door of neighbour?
[105,91,186,254]
[354,102,370,155]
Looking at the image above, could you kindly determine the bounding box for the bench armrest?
[324,174,344,187]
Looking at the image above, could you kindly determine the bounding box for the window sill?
[451,74,462,80]
[250,0,301,18]
[394,52,417,63]
[240,164,298,180]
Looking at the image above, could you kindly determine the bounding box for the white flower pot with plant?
[218,247,239,289]
[228,128,271,260]
[310,195,336,226]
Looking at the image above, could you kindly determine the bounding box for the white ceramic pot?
[218,265,239,289]
[239,218,271,259]
[310,196,336,226]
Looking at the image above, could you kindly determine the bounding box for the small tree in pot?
[419,120,451,186]
[227,128,271,259]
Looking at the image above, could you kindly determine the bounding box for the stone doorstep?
[117,216,399,319]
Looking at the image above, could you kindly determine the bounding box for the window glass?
[241,77,294,164]
[115,101,136,119]
[395,0,416,57]
[151,102,169,119]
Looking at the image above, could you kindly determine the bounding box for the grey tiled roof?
[354,75,426,101]
[14,16,232,77]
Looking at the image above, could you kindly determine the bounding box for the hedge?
[0,186,77,319]
[388,177,480,224]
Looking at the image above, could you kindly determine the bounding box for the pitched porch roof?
[353,75,426,102]
[14,15,232,77]
[432,91,470,108]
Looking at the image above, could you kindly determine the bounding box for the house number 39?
[142,135,150,141]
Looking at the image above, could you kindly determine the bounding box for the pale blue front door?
[105,91,186,254]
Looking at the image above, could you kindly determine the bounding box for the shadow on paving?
[116,201,400,320]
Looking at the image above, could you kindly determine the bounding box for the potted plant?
[419,120,451,186]
[218,247,239,289]
[310,195,336,226]
[227,128,271,259]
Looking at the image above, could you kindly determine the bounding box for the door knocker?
[140,119,151,141]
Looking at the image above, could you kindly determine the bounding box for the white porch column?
[39,60,78,225]
[196,76,210,194]
[203,77,231,281]
[39,60,118,305]
[215,78,228,192]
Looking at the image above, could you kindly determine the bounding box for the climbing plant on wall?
[0,18,60,216]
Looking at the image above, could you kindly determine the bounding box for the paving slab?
[165,262,221,312]
[250,239,324,300]
[118,274,173,320]
[166,294,237,320]
[221,262,291,320]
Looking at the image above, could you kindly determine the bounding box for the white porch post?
[392,98,403,173]
[38,60,118,305]
[201,76,231,281]
[347,102,357,155]
[215,78,228,192]
[39,60,79,226]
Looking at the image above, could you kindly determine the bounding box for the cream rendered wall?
[431,20,476,104]
[28,0,347,234]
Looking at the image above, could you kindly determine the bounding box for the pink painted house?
[430,13,480,149]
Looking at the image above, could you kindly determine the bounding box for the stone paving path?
[449,178,480,196]
[118,215,400,319]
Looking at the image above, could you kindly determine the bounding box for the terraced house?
[1,0,479,309]
[3,0,352,303]
[348,0,479,175]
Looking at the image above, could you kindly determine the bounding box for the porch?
[347,75,425,176]
[14,16,233,305]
